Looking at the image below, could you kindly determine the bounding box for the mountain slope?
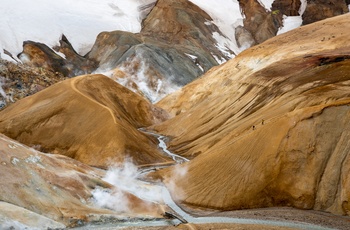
[0,74,171,168]
[153,14,350,215]
[0,134,162,227]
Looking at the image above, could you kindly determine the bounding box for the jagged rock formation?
[153,14,350,216]
[271,0,301,16]
[0,74,171,168]
[0,59,67,110]
[238,0,283,44]
[0,134,162,227]
[18,41,72,76]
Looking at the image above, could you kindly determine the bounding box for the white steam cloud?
[91,159,189,213]
[91,188,130,212]
[164,164,188,201]
[91,159,163,212]
[93,52,180,104]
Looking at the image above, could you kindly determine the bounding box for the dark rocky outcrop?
[271,0,302,16]
[54,34,98,75]
[86,0,234,100]
[0,59,66,110]
[238,0,283,44]
[17,41,71,76]
[302,0,349,25]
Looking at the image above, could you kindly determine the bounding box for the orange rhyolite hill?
[0,74,172,168]
[154,14,350,216]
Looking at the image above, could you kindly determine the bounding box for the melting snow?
[257,0,275,10]
[277,15,303,35]
[299,0,308,15]
[211,53,226,65]
[212,32,236,60]
[185,53,197,60]
[189,0,243,54]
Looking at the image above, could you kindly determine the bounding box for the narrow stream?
[141,129,189,164]
[77,130,336,229]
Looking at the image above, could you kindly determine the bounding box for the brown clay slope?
[0,74,171,168]
[153,14,350,215]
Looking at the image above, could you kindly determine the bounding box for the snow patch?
[185,53,197,60]
[0,0,147,59]
[257,0,275,10]
[185,53,205,71]
[211,53,226,65]
[212,32,236,60]
[299,0,308,16]
[277,15,303,35]
[17,53,31,64]
[189,0,243,54]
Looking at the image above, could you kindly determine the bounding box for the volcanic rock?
[18,41,72,76]
[302,0,349,25]
[153,14,350,215]
[0,59,67,110]
[54,34,98,75]
[87,0,234,102]
[271,0,302,16]
[238,0,283,44]
[0,74,171,168]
